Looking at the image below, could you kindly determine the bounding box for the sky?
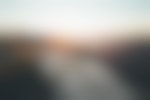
[0,0,149,38]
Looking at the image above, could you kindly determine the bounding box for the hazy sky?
[0,0,149,33]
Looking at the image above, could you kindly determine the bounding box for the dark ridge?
[0,40,57,100]
[114,41,150,100]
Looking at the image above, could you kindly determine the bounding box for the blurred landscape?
[0,0,150,100]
